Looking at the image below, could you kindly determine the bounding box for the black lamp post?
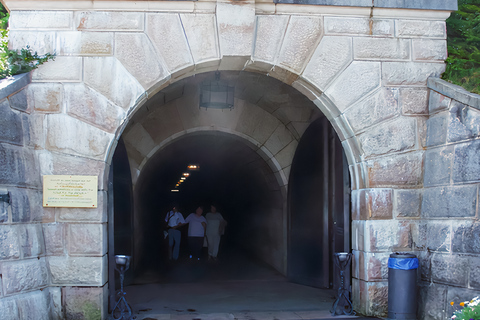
[199,72,234,110]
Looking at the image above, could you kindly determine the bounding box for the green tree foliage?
[442,0,480,94]
[0,3,55,79]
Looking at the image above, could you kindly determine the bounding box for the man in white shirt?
[165,205,185,261]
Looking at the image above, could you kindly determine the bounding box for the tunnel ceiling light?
[188,164,200,170]
[199,72,234,111]
[171,189,179,192]
[180,177,186,180]
[183,173,190,177]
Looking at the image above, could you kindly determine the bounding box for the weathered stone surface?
[253,15,289,63]
[303,36,352,92]
[424,146,453,187]
[56,31,113,56]
[46,114,114,160]
[18,224,45,257]
[277,16,323,73]
[360,188,393,220]
[448,102,480,143]
[10,11,72,30]
[146,14,193,73]
[21,113,45,149]
[217,1,255,57]
[0,225,20,259]
[8,31,55,56]
[364,220,411,252]
[355,251,389,281]
[422,185,477,218]
[428,90,451,114]
[123,122,156,157]
[68,223,107,256]
[469,257,480,289]
[274,140,297,169]
[115,33,169,90]
[11,188,54,223]
[16,291,51,320]
[359,117,416,158]
[366,151,424,187]
[324,17,394,36]
[426,221,451,252]
[0,143,40,187]
[48,255,107,285]
[65,83,125,133]
[2,258,48,294]
[326,61,381,112]
[57,191,107,222]
[43,223,65,256]
[26,83,63,112]
[446,286,480,314]
[32,56,82,82]
[396,20,446,39]
[452,221,480,254]
[394,189,421,218]
[418,282,447,320]
[354,38,410,60]
[344,88,399,133]
[84,57,144,110]
[264,125,293,156]
[180,14,219,64]
[413,39,447,61]
[428,77,480,110]
[382,62,445,86]
[453,140,480,183]
[75,11,144,31]
[0,99,23,146]
[0,197,7,223]
[8,88,29,113]
[49,287,62,320]
[0,73,31,100]
[432,253,469,286]
[0,297,19,320]
[63,285,107,320]
[426,112,448,147]
[400,88,428,114]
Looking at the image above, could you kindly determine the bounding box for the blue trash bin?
[388,252,418,320]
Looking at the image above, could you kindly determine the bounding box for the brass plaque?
[43,175,98,208]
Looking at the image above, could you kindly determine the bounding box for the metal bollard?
[388,252,418,320]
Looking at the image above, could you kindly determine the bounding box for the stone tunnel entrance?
[109,71,351,316]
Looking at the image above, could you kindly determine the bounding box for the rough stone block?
[418,282,447,320]
[418,250,432,280]
[18,224,45,257]
[0,297,19,320]
[453,140,480,183]
[46,114,114,160]
[422,185,477,218]
[326,61,381,112]
[26,83,63,112]
[8,88,29,113]
[446,285,480,309]
[366,151,424,187]
[11,188,53,223]
[359,117,416,158]
[84,57,145,110]
[48,255,107,286]
[431,253,469,286]
[75,11,144,31]
[400,88,428,115]
[0,225,20,259]
[0,99,23,146]
[366,281,388,317]
[469,256,480,289]
[382,62,445,86]
[344,88,399,133]
[394,189,421,218]
[396,20,446,39]
[2,258,48,294]
[43,223,65,256]
[115,33,169,90]
[253,15,289,64]
[413,39,447,61]
[32,57,82,82]
[8,31,55,56]
[180,14,219,64]
[424,146,453,187]
[356,251,389,281]
[63,285,108,320]
[49,287,63,320]
[303,36,353,92]
[352,220,366,251]
[0,143,40,187]
[146,13,193,73]
[264,125,294,156]
[360,188,393,220]
[324,17,394,36]
[20,113,44,151]
[452,221,480,254]
[57,191,107,222]
[16,291,51,320]
[65,83,125,133]
[68,223,107,256]
[274,140,297,169]
[354,38,410,60]
[428,77,480,110]
[428,90,451,114]
[56,31,113,56]
[277,16,323,74]
[448,102,480,143]
[365,220,410,252]
[0,199,7,223]
[426,221,451,252]
[426,112,448,147]
[123,122,156,157]
[10,11,72,30]
[411,221,427,250]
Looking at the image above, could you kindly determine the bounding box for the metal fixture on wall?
[199,71,234,110]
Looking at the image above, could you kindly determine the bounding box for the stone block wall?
[417,78,480,320]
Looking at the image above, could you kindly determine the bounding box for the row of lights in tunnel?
[171,165,200,192]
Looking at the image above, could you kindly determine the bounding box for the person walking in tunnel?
[165,205,185,261]
[205,204,227,262]
[185,206,207,261]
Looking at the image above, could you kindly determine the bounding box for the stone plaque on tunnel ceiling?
[43,175,97,208]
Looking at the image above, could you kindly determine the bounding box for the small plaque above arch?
[43,175,98,208]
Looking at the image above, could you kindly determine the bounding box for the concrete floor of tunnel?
[121,248,367,320]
